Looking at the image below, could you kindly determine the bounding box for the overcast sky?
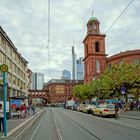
[0,0,140,82]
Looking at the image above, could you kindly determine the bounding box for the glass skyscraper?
[61,70,71,80]
[76,57,84,80]
[32,73,44,90]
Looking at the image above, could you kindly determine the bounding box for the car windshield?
[106,105,115,109]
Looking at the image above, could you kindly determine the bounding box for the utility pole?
[0,64,9,137]
[72,46,75,80]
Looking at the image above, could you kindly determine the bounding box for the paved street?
[120,110,140,118]
[20,108,140,140]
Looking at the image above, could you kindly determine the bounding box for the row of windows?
[0,36,26,70]
[88,23,97,30]
[7,72,26,89]
[108,59,140,69]
[0,51,26,81]
[85,60,101,75]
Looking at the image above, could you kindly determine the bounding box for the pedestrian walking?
[16,107,20,118]
[31,104,36,115]
[26,105,30,115]
[130,101,134,110]
[0,104,4,133]
[115,102,119,119]
[20,103,26,118]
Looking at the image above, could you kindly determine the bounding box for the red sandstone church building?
[42,16,140,104]
[83,16,140,84]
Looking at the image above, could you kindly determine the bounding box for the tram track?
[53,108,101,140]
[57,108,138,140]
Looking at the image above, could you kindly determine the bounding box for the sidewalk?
[120,110,140,120]
[0,107,43,138]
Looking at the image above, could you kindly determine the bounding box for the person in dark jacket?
[115,103,119,119]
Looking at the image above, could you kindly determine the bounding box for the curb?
[1,109,45,140]
[119,115,140,120]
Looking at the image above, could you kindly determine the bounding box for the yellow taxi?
[92,104,116,117]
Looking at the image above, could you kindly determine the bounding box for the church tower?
[83,16,107,84]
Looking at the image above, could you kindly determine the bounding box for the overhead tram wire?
[47,0,51,78]
[105,0,135,34]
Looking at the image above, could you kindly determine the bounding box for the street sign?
[0,64,8,72]
[121,85,126,95]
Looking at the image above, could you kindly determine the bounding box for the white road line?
[30,117,44,140]
[52,109,63,140]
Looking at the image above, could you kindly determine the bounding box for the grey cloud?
[0,0,139,82]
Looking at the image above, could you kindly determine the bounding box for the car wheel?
[88,110,91,114]
[100,112,103,117]
[92,111,95,115]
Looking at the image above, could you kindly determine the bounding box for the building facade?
[76,57,84,80]
[83,17,140,84]
[27,69,33,90]
[32,72,44,90]
[0,26,28,101]
[61,69,71,80]
[43,79,83,104]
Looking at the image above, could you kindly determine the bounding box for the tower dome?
[87,16,100,35]
[88,16,98,22]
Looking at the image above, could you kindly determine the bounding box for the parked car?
[92,104,116,117]
[65,100,75,109]
[77,104,86,112]
[82,104,96,114]
[73,103,79,110]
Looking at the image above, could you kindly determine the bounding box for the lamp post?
[121,85,126,110]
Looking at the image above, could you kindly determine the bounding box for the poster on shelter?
[10,99,22,110]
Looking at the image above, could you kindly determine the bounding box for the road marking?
[30,116,44,140]
[57,108,101,140]
[51,109,63,140]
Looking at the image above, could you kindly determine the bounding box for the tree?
[100,63,140,110]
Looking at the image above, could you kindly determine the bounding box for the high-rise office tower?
[61,70,71,80]
[32,73,44,90]
[76,57,84,80]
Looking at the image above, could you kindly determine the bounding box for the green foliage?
[73,63,140,107]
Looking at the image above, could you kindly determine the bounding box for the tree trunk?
[125,93,129,111]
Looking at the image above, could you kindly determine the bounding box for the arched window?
[93,23,96,29]
[95,42,99,52]
[96,60,100,73]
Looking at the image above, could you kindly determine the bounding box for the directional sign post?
[121,85,126,110]
[0,64,8,136]
[121,85,126,95]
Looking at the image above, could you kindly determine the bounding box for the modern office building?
[0,26,28,101]
[83,16,140,84]
[72,46,77,80]
[76,57,84,80]
[61,70,71,80]
[32,72,44,90]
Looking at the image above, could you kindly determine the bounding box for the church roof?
[88,16,98,22]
